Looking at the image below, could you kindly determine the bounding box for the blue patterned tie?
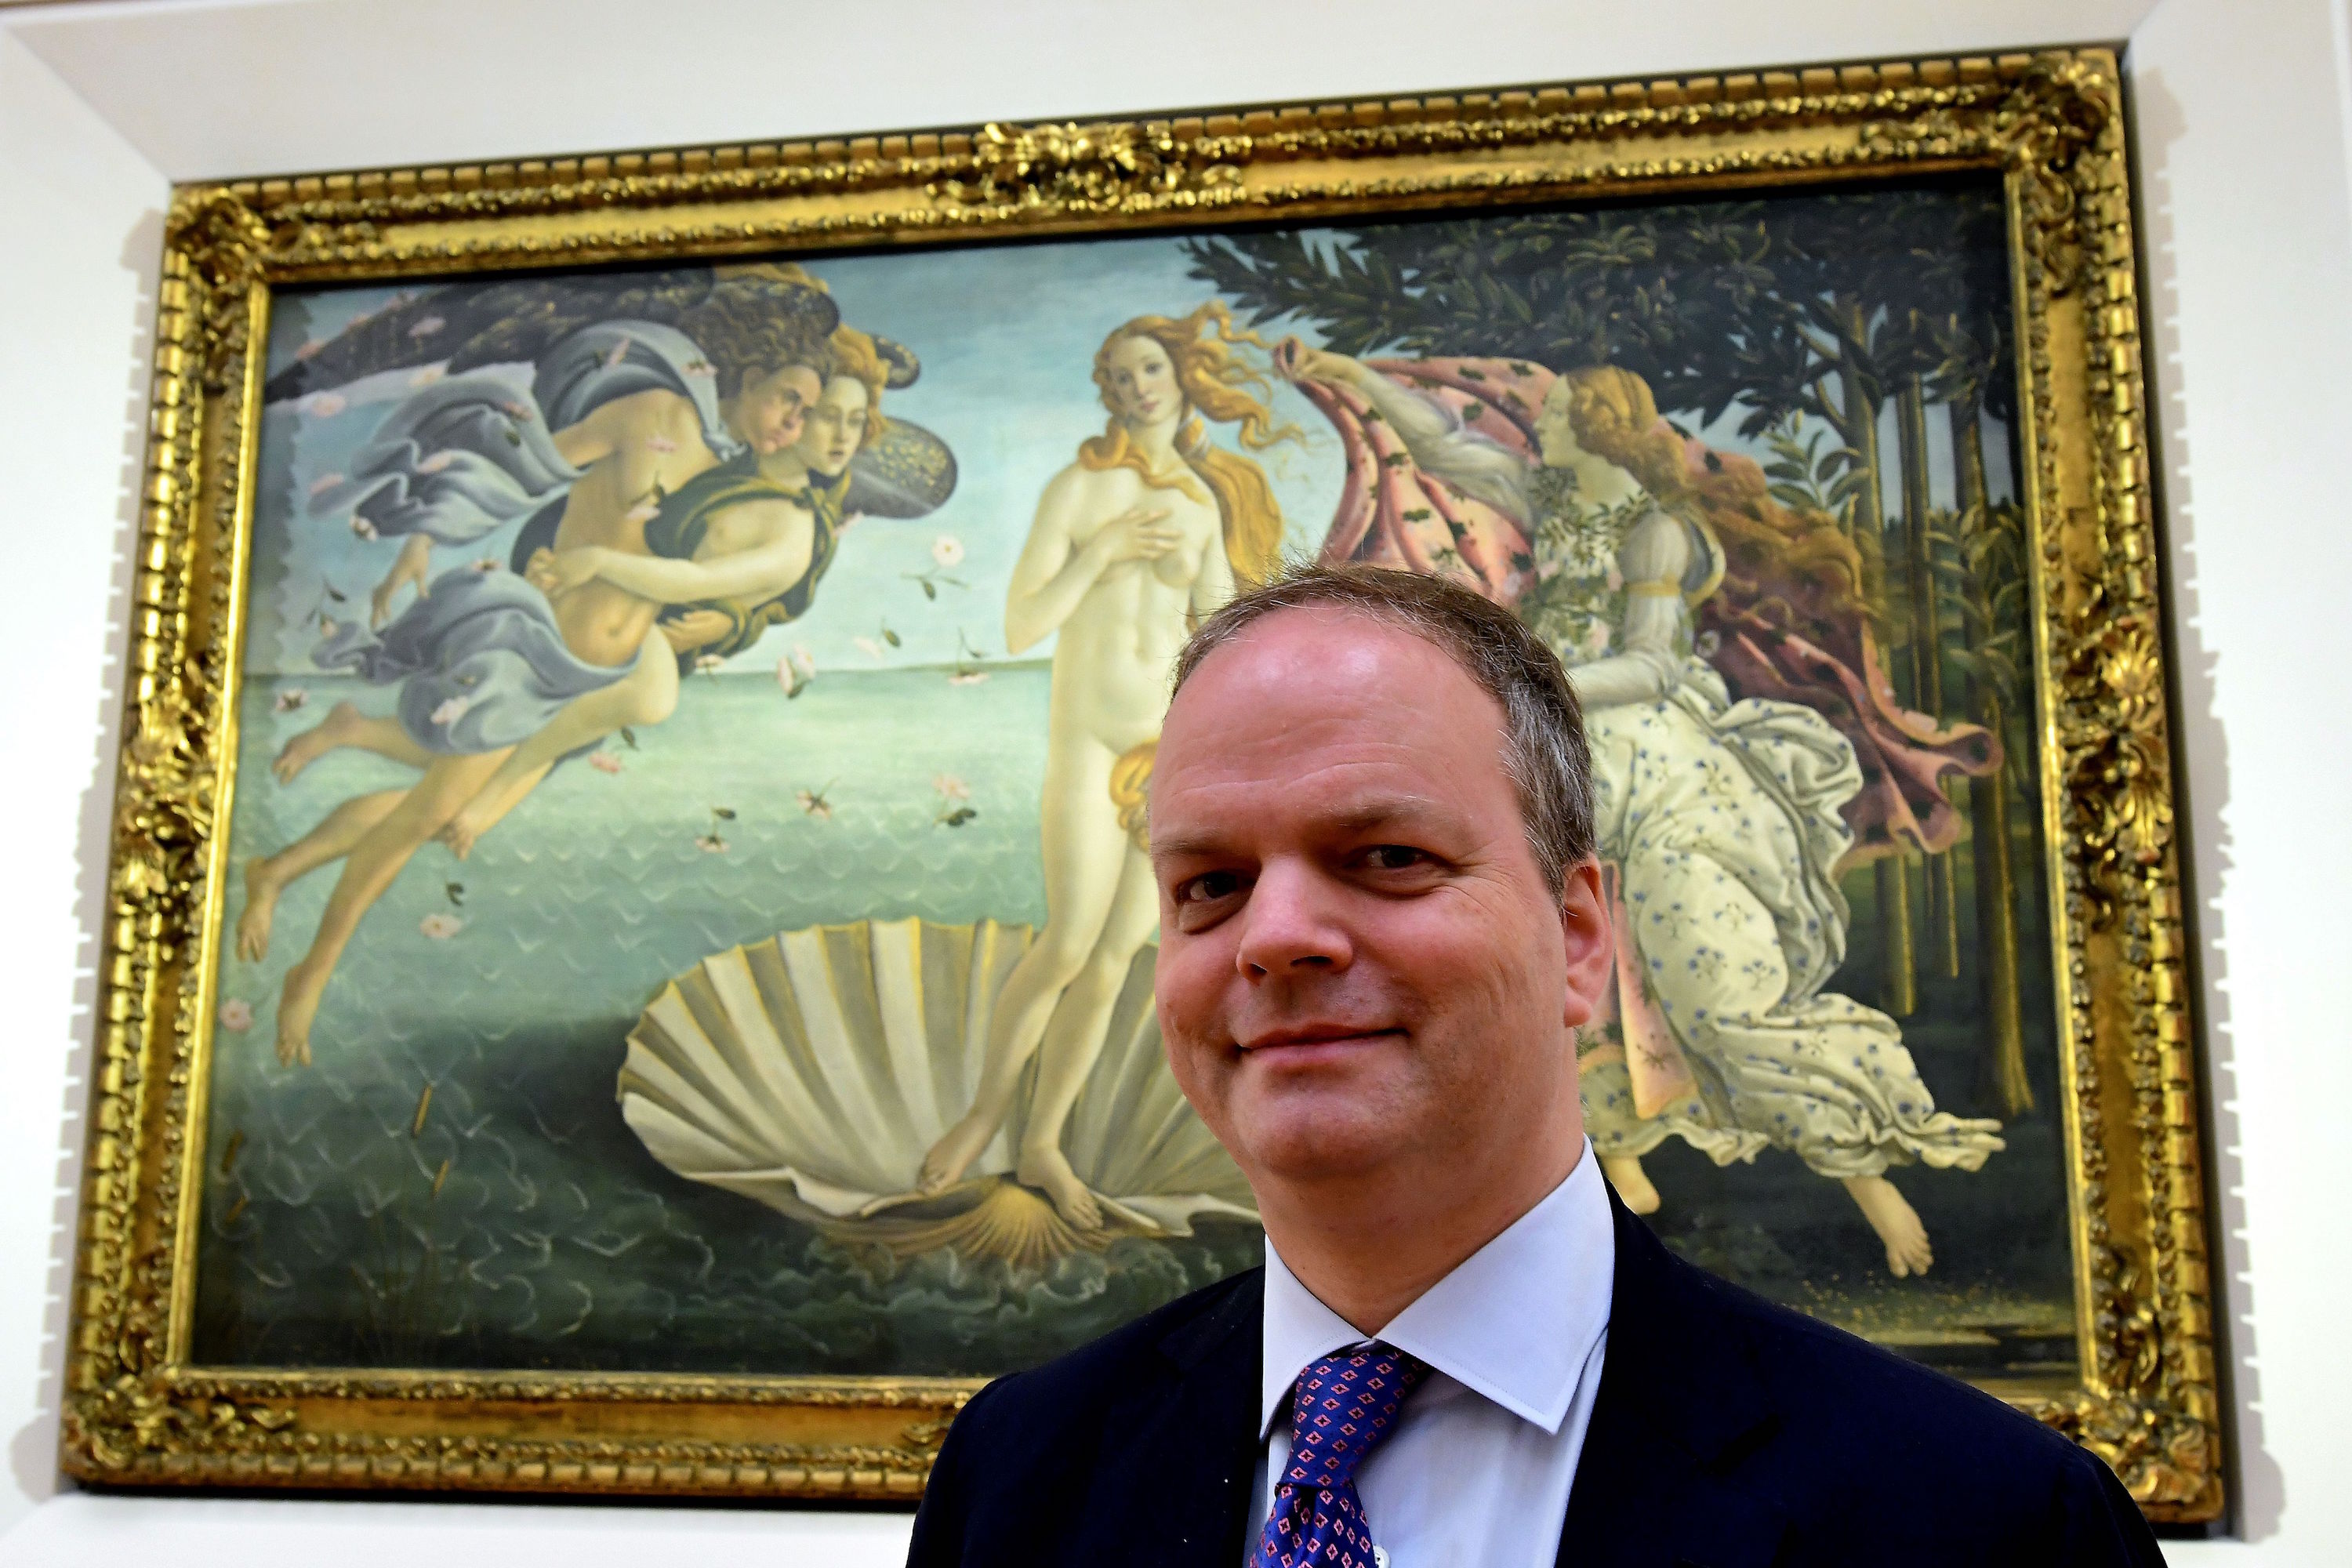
[1253,1344,1429,1568]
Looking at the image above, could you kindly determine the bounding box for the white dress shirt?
[1247,1142,1615,1568]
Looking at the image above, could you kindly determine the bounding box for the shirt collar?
[1258,1141,1614,1438]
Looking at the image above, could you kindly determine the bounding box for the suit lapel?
[1076,1268,1264,1568]
[1559,1187,1788,1568]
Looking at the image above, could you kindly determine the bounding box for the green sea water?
[198,665,1263,1376]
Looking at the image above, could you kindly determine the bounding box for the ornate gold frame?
[64,47,2219,1520]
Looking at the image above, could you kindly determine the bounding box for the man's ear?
[1558,858,1613,1030]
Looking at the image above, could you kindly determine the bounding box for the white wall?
[0,0,2341,1560]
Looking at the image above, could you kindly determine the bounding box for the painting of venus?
[201,183,2071,1396]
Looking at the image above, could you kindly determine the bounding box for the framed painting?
[64,48,2220,1521]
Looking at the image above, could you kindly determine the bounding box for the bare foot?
[917,1109,1000,1195]
[1602,1154,1662,1214]
[275,961,325,1067]
[234,856,280,962]
[273,700,364,784]
[434,802,492,860]
[1843,1174,1933,1277]
[1017,1141,1103,1230]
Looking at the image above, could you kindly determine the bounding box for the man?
[907,564,2164,1566]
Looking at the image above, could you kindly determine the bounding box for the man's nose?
[1233,859,1351,978]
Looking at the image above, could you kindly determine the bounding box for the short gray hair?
[1167,562,1595,898]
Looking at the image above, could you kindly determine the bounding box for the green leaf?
[921,580,937,601]
[619,727,639,750]
[445,883,465,907]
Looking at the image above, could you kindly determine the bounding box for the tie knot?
[1280,1344,1428,1494]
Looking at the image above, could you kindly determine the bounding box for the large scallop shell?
[619,917,1258,1265]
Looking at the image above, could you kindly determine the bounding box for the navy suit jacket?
[907,1185,2165,1566]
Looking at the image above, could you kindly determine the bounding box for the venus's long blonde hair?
[1079,302,1300,585]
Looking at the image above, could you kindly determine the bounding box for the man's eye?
[1177,870,1243,904]
[1362,846,1428,871]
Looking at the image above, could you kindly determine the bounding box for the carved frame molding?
[67,49,2220,1520]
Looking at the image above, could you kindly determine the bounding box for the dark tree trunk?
[1896,376,1959,982]
[1835,310,1913,1018]
[1947,397,2031,1112]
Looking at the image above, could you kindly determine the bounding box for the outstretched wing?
[264,267,842,405]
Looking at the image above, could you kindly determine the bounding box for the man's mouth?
[1238,1025,1399,1055]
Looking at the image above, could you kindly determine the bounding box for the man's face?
[732,364,822,456]
[1151,606,1600,1194]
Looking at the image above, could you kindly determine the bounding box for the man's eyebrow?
[1325,797,1449,835]
[1148,797,1454,867]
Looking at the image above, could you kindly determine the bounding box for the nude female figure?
[916,305,1290,1227]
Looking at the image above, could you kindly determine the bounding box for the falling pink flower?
[302,391,347,419]
[622,499,660,527]
[933,773,971,803]
[793,791,833,821]
[644,434,677,454]
[417,450,458,474]
[947,670,990,687]
[931,535,965,568]
[350,517,379,540]
[470,557,499,573]
[852,636,884,662]
[499,400,535,423]
[308,472,347,499]
[216,998,253,1033]
[274,688,309,713]
[790,644,817,680]
[430,694,475,728]
[694,833,729,853]
[408,315,446,339]
[294,339,325,361]
[589,751,623,775]
[419,913,465,940]
[682,358,713,378]
[694,654,726,673]
[408,365,446,388]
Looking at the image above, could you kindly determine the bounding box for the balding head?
[1167,563,1594,897]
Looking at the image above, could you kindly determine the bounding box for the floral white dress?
[1351,373,2004,1179]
